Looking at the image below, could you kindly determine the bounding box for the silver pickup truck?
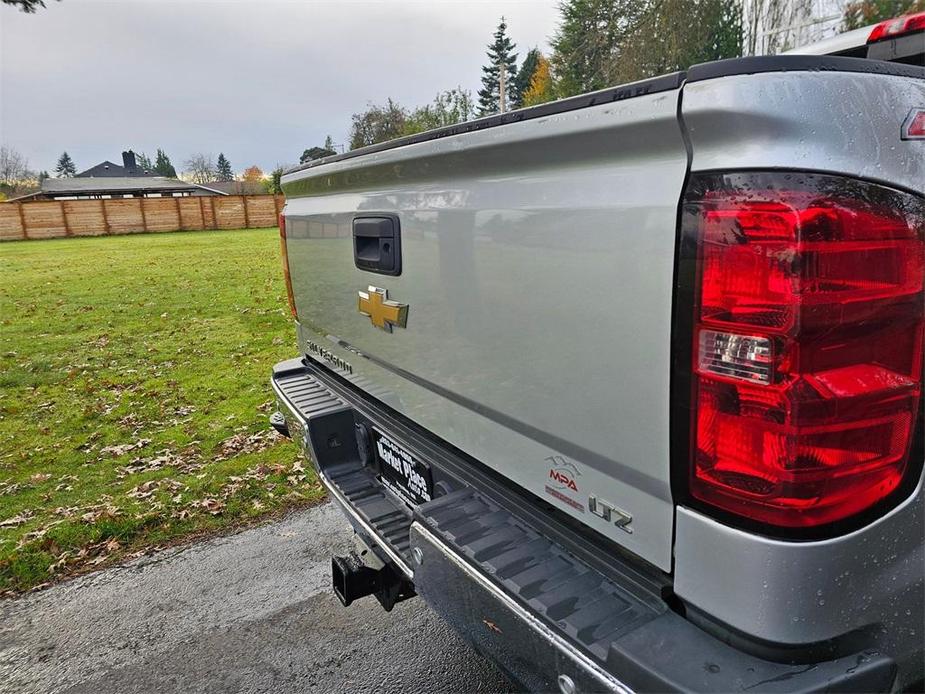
[271,16,925,693]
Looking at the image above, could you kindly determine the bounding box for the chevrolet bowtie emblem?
[357,286,408,332]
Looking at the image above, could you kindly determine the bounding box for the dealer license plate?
[373,430,434,507]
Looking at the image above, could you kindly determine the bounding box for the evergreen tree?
[154,149,177,178]
[614,0,741,83]
[513,48,542,109]
[300,146,337,163]
[136,152,154,173]
[3,0,59,12]
[38,170,50,184]
[323,135,335,151]
[552,0,640,98]
[216,153,233,181]
[269,166,284,195]
[477,17,518,116]
[54,151,76,177]
[551,0,742,98]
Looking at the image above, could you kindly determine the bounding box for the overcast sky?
[1,0,559,175]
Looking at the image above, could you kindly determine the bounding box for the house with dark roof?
[77,150,152,178]
[11,177,227,202]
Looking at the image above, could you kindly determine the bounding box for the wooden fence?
[0,194,285,241]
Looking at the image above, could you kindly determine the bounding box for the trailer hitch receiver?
[331,551,415,612]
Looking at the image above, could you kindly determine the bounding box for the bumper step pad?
[273,361,415,568]
[326,462,414,561]
[416,488,658,662]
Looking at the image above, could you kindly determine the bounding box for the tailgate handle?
[353,215,401,276]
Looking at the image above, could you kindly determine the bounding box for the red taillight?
[683,173,924,529]
[903,109,925,140]
[868,11,925,42]
[279,213,298,319]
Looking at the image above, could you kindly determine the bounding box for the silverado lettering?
[304,339,353,374]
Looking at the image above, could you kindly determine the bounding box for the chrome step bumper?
[271,357,897,693]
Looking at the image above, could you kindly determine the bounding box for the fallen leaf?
[0,510,34,527]
[53,506,80,517]
[212,430,283,462]
[79,504,121,523]
[0,481,24,496]
[127,480,158,500]
[98,438,151,458]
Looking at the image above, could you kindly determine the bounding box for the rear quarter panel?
[675,69,925,686]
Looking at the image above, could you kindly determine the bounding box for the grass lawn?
[0,228,323,594]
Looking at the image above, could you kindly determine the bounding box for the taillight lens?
[279,213,298,319]
[683,173,924,529]
[903,109,925,140]
[868,11,925,42]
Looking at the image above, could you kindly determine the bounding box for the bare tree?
[742,0,821,56]
[183,153,216,184]
[0,145,30,187]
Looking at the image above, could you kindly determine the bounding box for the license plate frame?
[373,429,434,507]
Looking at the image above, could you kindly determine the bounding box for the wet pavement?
[0,501,516,694]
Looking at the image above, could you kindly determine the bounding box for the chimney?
[122,150,137,175]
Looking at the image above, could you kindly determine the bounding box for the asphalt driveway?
[0,501,516,694]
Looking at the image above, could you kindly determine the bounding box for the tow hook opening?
[331,551,415,612]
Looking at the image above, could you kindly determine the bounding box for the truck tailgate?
[281,78,688,570]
